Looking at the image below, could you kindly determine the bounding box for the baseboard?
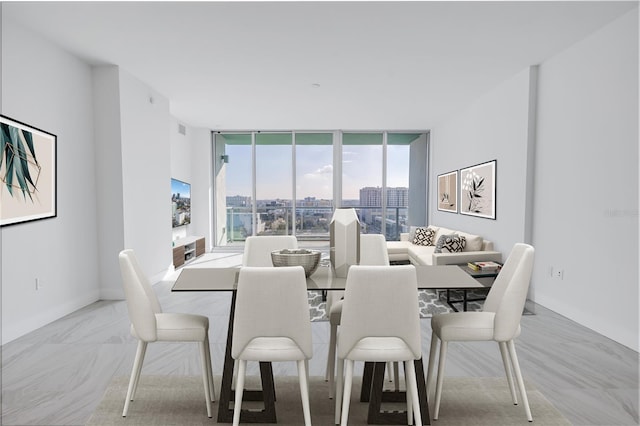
[2,291,100,345]
[99,288,125,300]
[524,298,536,315]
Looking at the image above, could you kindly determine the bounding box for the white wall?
[533,10,638,351]
[189,127,213,248]
[170,119,213,249]
[92,66,125,299]
[1,18,100,343]
[118,70,172,284]
[430,67,536,254]
[430,10,638,351]
[93,66,172,297]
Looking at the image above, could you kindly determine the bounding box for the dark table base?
[359,360,431,425]
[217,291,278,423]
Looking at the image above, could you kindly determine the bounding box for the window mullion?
[251,132,257,236]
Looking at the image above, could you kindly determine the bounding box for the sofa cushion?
[412,227,437,246]
[456,231,483,252]
[407,244,436,266]
[409,225,438,242]
[434,234,466,253]
[387,241,411,257]
[408,226,418,241]
[435,227,455,243]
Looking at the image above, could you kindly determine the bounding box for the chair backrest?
[327,233,390,311]
[242,235,298,266]
[118,249,162,342]
[337,265,421,360]
[483,243,535,341]
[359,234,390,266]
[231,266,313,359]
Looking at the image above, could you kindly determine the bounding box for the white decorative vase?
[329,208,360,278]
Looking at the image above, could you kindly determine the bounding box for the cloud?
[298,164,333,198]
[314,164,333,174]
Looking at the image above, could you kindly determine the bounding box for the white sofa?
[387,225,502,266]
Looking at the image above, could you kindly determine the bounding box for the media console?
[173,236,205,268]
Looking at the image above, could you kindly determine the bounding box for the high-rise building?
[387,187,409,207]
[227,195,252,208]
[359,187,382,206]
[359,186,408,207]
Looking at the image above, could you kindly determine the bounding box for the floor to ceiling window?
[213,131,427,247]
[341,133,384,234]
[386,133,424,240]
[255,133,293,236]
[215,133,253,244]
[295,133,334,241]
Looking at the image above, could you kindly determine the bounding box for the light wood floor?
[1,253,638,425]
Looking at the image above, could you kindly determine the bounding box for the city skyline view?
[217,132,424,241]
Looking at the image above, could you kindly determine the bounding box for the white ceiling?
[4,1,637,131]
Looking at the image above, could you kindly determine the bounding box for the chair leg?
[405,362,413,425]
[305,359,310,394]
[499,341,517,405]
[205,338,215,402]
[405,360,423,426]
[297,360,312,426]
[425,331,438,399]
[433,340,448,420]
[199,342,213,418]
[335,357,344,425]
[327,321,338,399]
[507,340,533,422]
[232,360,247,426]
[340,359,354,426]
[130,341,148,402]
[123,340,147,417]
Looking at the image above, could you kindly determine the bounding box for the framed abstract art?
[437,170,458,213]
[460,159,496,219]
[1,115,57,227]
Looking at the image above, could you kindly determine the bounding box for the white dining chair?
[325,233,394,399]
[231,265,313,426]
[335,265,423,426]
[242,235,298,266]
[426,243,535,422]
[118,249,214,418]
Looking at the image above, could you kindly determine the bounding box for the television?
[171,178,191,228]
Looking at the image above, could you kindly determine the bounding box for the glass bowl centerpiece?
[271,249,321,277]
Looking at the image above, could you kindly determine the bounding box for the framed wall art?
[460,159,496,219]
[1,115,57,227]
[437,170,458,213]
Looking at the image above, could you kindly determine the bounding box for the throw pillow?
[456,231,483,252]
[434,234,467,253]
[435,227,455,244]
[408,226,419,242]
[412,227,437,246]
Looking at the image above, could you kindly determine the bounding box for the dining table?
[172,262,487,424]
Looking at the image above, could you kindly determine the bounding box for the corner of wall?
[92,65,126,299]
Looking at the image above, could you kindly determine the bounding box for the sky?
[224,143,410,200]
[171,178,191,199]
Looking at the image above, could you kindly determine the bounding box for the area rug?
[87,375,569,425]
[308,289,487,321]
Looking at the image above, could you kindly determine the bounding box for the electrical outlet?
[550,267,564,280]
